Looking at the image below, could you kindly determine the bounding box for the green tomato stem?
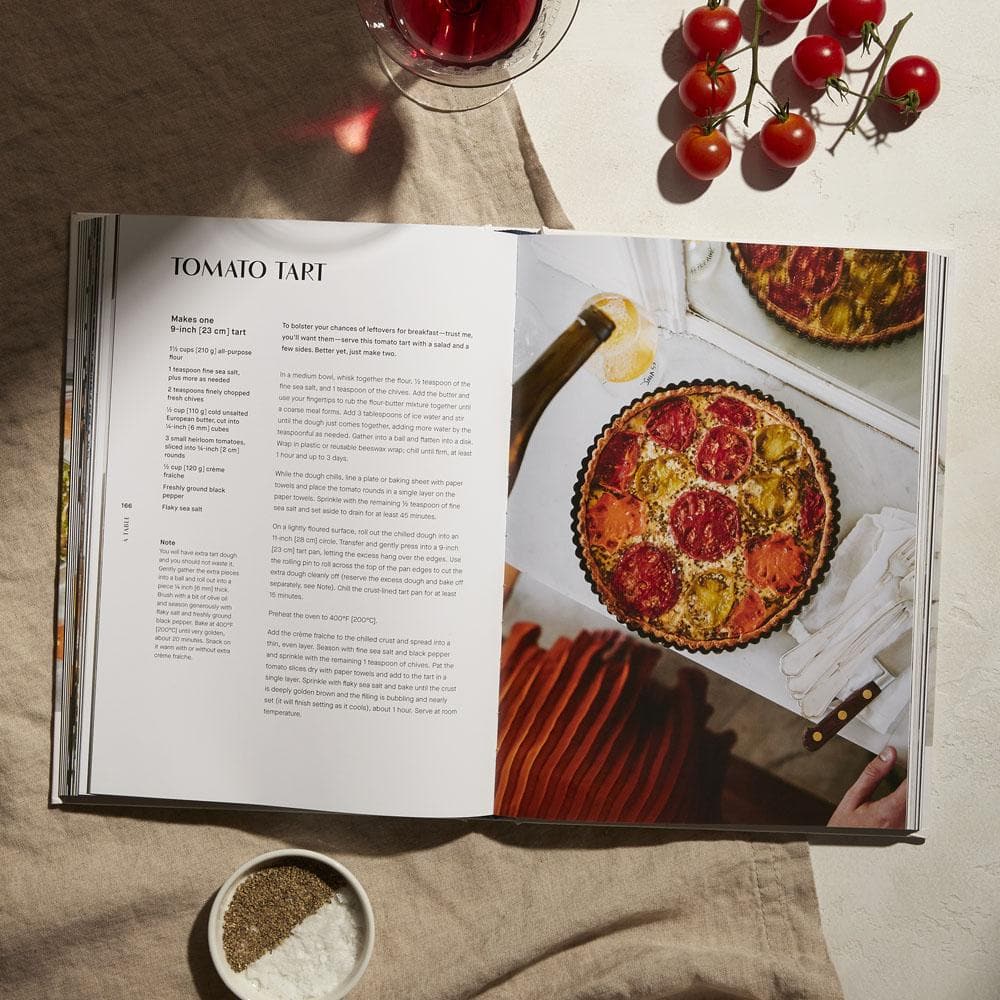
[862,21,885,54]
[836,84,908,106]
[719,2,782,129]
[742,1,765,126]
[844,12,914,133]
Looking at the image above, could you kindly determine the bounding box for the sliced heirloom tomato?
[741,473,799,526]
[707,395,757,431]
[756,424,802,467]
[725,590,770,637]
[670,488,741,562]
[586,492,645,555]
[895,251,927,321]
[765,245,844,322]
[739,243,785,270]
[646,397,697,452]
[695,425,753,484]
[688,571,737,630]
[593,431,641,495]
[767,280,811,319]
[798,483,826,540]
[789,246,844,301]
[610,542,681,618]
[633,454,693,503]
[746,531,809,594]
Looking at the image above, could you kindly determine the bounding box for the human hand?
[828,745,908,830]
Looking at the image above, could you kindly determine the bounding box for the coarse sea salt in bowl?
[208,849,374,1000]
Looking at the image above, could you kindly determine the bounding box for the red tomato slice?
[586,493,645,554]
[610,543,681,618]
[646,398,697,452]
[695,425,753,484]
[740,243,784,270]
[788,246,844,302]
[707,395,757,432]
[593,431,641,495]
[798,483,826,540]
[897,251,927,320]
[670,488,741,562]
[746,531,809,594]
[766,279,811,319]
[725,590,769,637]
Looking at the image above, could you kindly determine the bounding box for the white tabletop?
[517,3,1000,998]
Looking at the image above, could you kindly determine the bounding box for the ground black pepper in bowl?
[222,861,345,972]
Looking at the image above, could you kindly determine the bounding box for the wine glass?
[357,0,580,111]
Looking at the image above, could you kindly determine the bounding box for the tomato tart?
[572,382,838,652]
[729,243,926,347]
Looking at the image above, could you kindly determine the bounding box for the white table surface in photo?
[516,3,1000,998]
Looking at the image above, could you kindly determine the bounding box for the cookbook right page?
[502,232,942,831]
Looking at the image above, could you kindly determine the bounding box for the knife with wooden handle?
[803,680,884,751]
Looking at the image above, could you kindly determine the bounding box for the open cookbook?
[54,214,948,834]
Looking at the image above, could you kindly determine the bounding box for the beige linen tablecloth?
[0,3,842,997]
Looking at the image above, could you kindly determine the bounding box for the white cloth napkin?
[782,507,915,732]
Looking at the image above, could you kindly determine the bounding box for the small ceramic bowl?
[208,849,375,1000]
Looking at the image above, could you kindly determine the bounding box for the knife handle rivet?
[862,689,874,700]
[811,731,823,743]
[837,710,848,721]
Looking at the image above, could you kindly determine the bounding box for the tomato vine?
[674,0,940,180]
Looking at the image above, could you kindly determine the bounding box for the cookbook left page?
[83,215,514,817]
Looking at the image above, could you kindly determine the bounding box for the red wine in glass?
[387,0,542,67]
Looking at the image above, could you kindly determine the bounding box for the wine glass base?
[376,50,512,112]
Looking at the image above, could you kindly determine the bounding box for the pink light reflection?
[284,104,381,155]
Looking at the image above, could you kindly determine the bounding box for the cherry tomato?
[678,61,737,117]
[676,125,732,180]
[682,5,743,60]
[792,35,846,89]
[761,0,818,23]
[826,0,886,37]
[760,113,816,168]
[883,56,941,112]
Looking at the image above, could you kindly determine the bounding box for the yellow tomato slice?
[633,454,694,503]
[741,472,798,525]
[756,424,801,468]
[687,570,736,631]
